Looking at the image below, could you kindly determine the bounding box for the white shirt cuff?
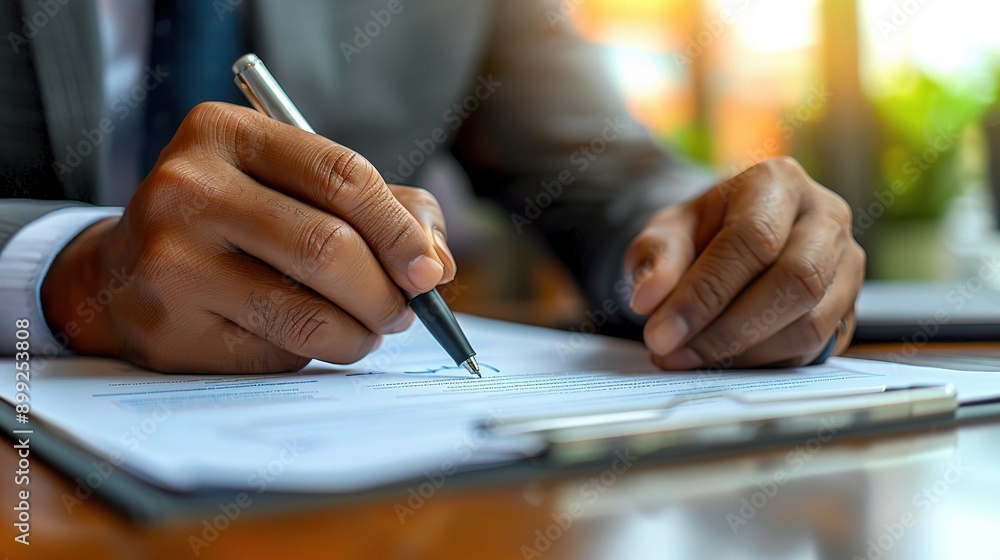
[0,207,124,357]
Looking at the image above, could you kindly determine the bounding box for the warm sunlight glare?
[728,0,819,53]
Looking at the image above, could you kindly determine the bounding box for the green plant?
[872,68,998,219]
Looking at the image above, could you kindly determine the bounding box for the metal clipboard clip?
[485,385,958,465]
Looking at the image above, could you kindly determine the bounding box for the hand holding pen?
[41,58,475,375]
[233,54,480,376]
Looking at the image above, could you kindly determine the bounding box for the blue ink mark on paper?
[346,363,500,376]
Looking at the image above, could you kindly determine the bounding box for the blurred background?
[448,0,1000,328]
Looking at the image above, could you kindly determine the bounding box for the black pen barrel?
[408,289,476,366]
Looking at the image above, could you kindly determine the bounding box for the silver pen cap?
[232,53,315,133]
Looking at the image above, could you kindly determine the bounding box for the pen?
[232,53,481,378]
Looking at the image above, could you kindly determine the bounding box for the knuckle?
[319,149,383,210]
[827,193,853,225]
[780,254,830,308]
[229,111,267,162]
[687,266,732,316]
[274,298,331,355]
[409,187,441,211]
[185,101,227,123]
[853,241,868,269]
[317,150,352,206]
[152,154,192,182]
[136,225,174,263]
[368,215,418,260]
[184,102,263,161]
[293,218,354,280]
[143,159,191,206]
[135,226,192,286]
[179,102,221,134]
[402,187,446,225]
[767,155,803,175]
[181,102,231,142]
[141,159,228,226]
[731,218,783,267]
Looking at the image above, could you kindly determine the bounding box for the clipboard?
[5,385,999,523]
[486,385,960,465]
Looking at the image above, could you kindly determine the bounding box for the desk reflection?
[518,424,998,560]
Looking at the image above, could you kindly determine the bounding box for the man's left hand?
[625,157,865,369]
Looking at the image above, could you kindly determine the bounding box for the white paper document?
[2,316,998,492]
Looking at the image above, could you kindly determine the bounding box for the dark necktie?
[143,0,250,176]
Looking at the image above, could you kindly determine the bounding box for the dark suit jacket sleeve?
[0,200,88,254]
[451,0,715,336]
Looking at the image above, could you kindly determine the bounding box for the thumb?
[623,205,699,316]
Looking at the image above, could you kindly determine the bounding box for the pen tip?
[463,356,481,379]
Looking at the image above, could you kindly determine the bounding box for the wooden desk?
[4,344,999,560]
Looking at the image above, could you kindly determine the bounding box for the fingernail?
[433,229,456,281]
[407,255,444,291]
[656,347,702,370]
[647,314,688,356]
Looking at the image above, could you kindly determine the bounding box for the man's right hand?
[40,103,456,373]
